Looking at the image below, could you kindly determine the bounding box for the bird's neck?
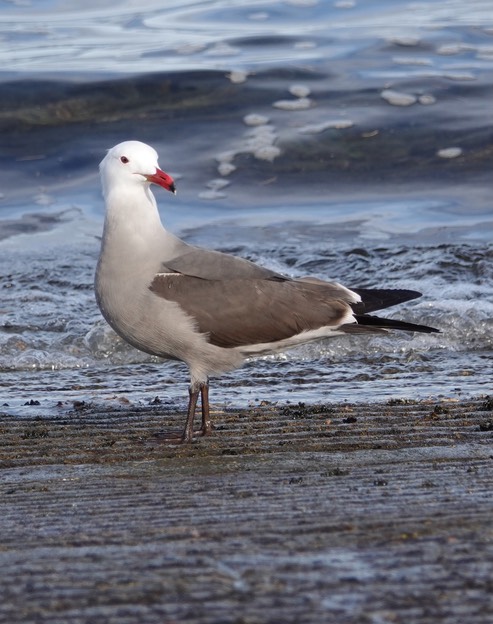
[102,184,166,247]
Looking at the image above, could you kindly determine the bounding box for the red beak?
[146,168,176,194]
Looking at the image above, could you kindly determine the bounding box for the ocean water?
[0,0,492,415]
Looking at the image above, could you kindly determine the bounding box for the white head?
[99,140,176,198]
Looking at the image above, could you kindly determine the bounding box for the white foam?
[437,147,463,159]
[205,42,240,57]
[392,56,433,66]
[243,113,270,126]
[381,89,417,106]
[246,125,281,161]
[199,178,230,199]
[289,84,311,98]
[34,192,53,206]
[227,70,249,84]
[217,162,237,176]
[198,189,227,200]
[444,72,476,81]
[216,151,237,176]
[437,43,467,55]
[206,178,230,191]
[273,97,312,111]
[174,43,206,55]
[216,150,236,163]
[254,145,281,162]
[418,94,436,105]
[298,120,354,134]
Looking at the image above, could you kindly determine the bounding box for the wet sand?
[1,395,493,623]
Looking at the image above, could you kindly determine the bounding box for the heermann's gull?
[95,140,438,442]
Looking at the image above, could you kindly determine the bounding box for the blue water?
[0,0,492,412]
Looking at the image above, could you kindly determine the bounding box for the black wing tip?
[351,288,424,314]
[414,324,441,334]
[355,314,440,334]
[399,289,423,302]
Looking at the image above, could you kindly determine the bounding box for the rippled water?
[1,224,491,413]
[0,0,492,412]
[2,0,493,74]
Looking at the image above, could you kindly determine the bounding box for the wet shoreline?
[2,394,493,465]
[1,395,492,622]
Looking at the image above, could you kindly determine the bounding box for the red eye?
[120,156,129,164]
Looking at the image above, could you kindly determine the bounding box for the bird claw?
[149,429,191,444]
[149,424,211,444]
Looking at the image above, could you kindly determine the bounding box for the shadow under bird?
[95,140,439,443]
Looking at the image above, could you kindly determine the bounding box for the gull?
[95,140,438,442]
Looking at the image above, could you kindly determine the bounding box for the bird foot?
[147,430,190,444]
[149,425,210,444]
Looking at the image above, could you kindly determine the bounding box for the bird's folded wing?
[149,273,352,348]
[162,247,286,281]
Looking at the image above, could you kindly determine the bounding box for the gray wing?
[162,246,285,281]
[149,274,352,348]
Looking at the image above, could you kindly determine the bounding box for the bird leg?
[200,382,212,436]
[180,381,210,443]
[181,386,199,443]
[152,382,209,444]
